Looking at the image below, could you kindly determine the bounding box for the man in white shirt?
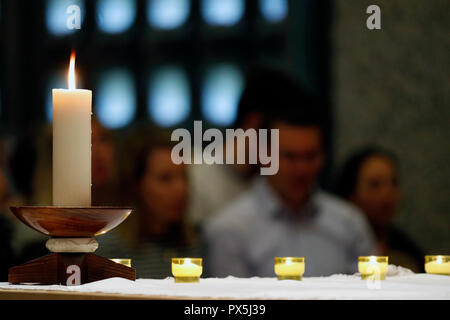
[204,89,376,277]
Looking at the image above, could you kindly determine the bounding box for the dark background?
[0,0,448,254]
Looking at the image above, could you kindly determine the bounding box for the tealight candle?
[358,256,388,280]
[171,258,203,283]
[425,255,450,275]
[109,259,132,268]
[274,257,305,281]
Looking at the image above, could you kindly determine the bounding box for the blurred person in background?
[189,65,305,225]
[334,147,424,272]
[0,173,15,281]
[9,128,50,263]
[97,129,204,279]
[205,89,376,278]
[9,133,37,206]
[0,138,18,280]
[92,118,122,206]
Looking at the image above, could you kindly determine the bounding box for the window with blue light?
[96,69,136,129]
[147,0,190,30]
[201,0,245,27]
[37,0,292,131]
[96,0,136,34]
[148,67,191,127]
[45,73,66,123]
[201,64,244,126]
[46,0,85,36]
[259,0,288,23]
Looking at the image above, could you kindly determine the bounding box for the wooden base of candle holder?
[8,206,135,285]
[8,253,136,285]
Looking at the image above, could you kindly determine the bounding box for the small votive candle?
[358,256,388,280]
[274,257,305,281]
[425,255,450,275]
[172,258,203,283]
[109,259,132,268]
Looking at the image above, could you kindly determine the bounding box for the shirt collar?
[253,177,320,222]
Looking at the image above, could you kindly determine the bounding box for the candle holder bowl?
[10,206,132,237]
[8,206,136,286]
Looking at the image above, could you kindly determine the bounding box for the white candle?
[52,51,92,206]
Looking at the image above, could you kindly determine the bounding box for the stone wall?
[332,0,450,252]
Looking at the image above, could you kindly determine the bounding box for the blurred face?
[351,155,400,229]
[139,148,188,224]
[92,121,115,186]
[231,111,264,176]
[268,123,324,210]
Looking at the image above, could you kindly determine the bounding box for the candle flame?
[369,256,377,264]
[68,50,76,90]
[436,256,442,264]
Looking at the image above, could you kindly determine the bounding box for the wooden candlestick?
[8,206,136,285]
[9,253,135,285]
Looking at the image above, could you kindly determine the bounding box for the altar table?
[0,274,449,300]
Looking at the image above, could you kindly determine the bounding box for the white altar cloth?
[1,273,449,300]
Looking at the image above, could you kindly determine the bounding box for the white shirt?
[204,178,377,277]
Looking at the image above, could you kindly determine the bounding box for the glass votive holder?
[358,256,388,280]
[171,258,203,283]
[109,258,132,268]
[425,255,450,275]
[274,257,305,281]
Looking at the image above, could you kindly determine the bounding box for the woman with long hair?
[334,146,424,272]
[97,128,203,279]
